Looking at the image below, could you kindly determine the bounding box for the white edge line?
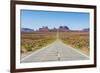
[61,42,89,58]
[21,40,89,62]
[21,41,56,61]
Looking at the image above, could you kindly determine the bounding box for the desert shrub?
[59,31,89,50]
[21,32,56,53]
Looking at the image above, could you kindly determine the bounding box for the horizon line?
[21,26,89,31]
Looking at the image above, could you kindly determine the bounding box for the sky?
[21,10,90,30]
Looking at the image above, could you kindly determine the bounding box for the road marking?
[61,42,89,58]
[21,39,89,62]
[57,53,60,61]
[21,41,57,62]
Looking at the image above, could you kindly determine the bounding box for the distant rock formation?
[82,28,89,32]
[39,26,49,32]
[59,26,70,32]
[21,26,89,32]
[38,26,70,32]
[21,28,34,32]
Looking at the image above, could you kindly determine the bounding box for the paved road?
[21,39,89,63]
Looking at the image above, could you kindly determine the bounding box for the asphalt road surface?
[21,39,89,63]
